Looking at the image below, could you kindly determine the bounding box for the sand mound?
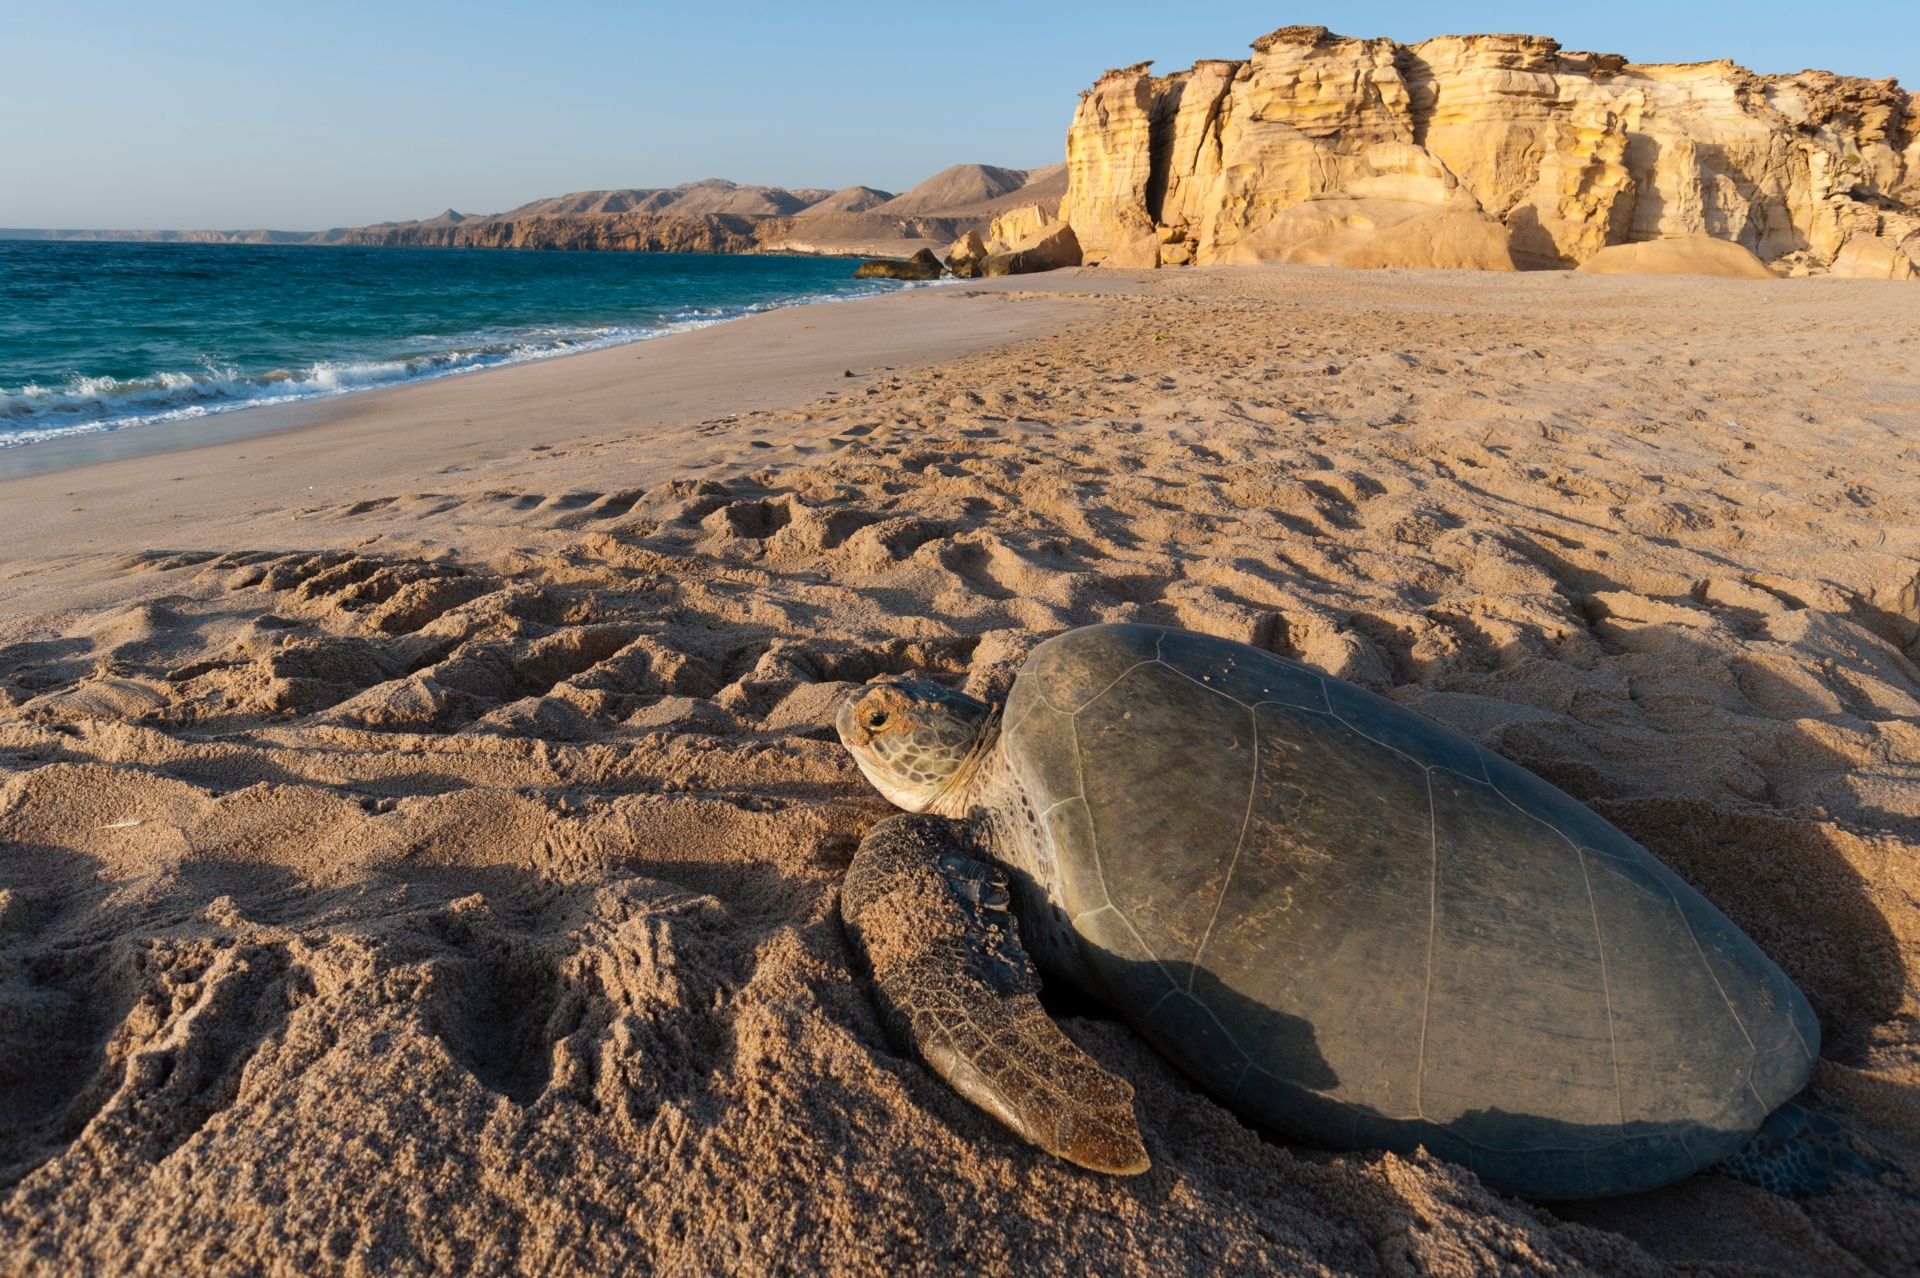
[1577,236,1778,279]
[3,268,1919,1274]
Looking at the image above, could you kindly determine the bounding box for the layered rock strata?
[1059,25,1920,272]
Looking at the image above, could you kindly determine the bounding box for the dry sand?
[2,266,1919,1276]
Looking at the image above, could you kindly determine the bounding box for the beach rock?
[1099,231,1162,269]
[945,231,990,279]
[853,249,944,280]
[1830,235,1920,279]
[1576,236,1777,278]
[982,223,1083,276]
[988,203,1057,248]
[1057,26,1920,272]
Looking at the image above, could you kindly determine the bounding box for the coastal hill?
[494,180,837,219]
[0,164,1068,259]
[329,163,1072,258]
[793,185,896,216]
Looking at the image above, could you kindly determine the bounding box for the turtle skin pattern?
[998,624,1819,1199]
[841,814,1150,1174]
[1715,1096,1902,1198]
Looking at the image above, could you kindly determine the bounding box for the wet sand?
[2,265,1918,1275]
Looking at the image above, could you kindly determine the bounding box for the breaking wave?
[0,251,938,450]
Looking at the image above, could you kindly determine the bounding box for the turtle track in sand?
[2,267,1919,1273]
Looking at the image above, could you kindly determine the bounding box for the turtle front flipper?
[841,813,1150,1175]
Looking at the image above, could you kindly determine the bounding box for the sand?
[2,265,1919,1276]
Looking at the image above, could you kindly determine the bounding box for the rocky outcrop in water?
[1058,26,1920,273]
[852,248,944,279]
[944,231,991,278]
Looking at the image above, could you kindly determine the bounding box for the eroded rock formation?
[944,230,990,278]
[983,223,1083,276]
[1059,25,1920,272]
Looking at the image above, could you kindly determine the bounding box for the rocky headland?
[0,167,1071,263]
[1060,25,1920,277]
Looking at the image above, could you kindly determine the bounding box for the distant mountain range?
[0,163,1068,259]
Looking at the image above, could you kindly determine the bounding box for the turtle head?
[837,677,999,814]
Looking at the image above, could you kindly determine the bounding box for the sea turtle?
[836,623,1839,1199]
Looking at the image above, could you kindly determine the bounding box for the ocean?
[0,240,927,450]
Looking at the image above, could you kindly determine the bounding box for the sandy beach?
[3,265,1920,1275]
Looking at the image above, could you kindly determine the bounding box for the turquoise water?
[0,241,925,448]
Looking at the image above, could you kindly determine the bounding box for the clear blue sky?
[4,1,1912,230]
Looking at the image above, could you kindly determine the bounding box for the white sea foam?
[0,278,938,450]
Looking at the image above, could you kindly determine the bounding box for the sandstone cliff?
[1059,26,1920,272]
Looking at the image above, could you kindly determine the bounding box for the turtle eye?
[866,711,889,729]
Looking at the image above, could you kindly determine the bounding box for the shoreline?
[0,274,1113,570]
[0,254,958,476]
